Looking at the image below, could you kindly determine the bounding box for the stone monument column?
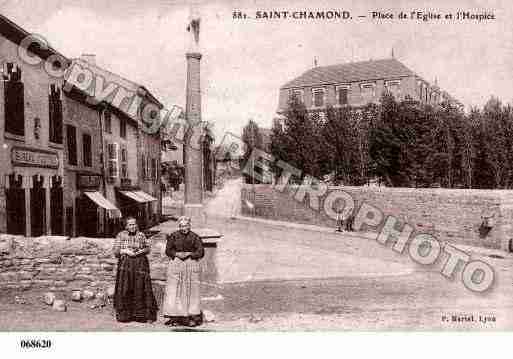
[183,52,205,225]
[183,16,206,226]
[182,13,221,284]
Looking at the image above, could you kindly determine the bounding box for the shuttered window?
[82,133,92,167]
[49,84,63,144]
[104,110,112,133]
[107,143,119,178]
[4,65,25,136]
[66,125,77,165]
[120,146,128,178]
[120,117,127,139]
[151,158,157,182]
[141,154,146,179]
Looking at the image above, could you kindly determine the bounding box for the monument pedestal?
[182,203,207,227]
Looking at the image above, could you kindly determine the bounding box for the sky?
[1,0,512,139]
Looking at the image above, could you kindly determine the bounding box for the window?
[49,84,63,144]
[107,143,119,178]
[82,133,92,167]
[121,163,128,179]
[120,146,128,178]
[34,117,41,140]
[4,64,25,136]
[289,89,304,104]
[337,86,349,105]
[141,154,146,179]
[385,80,401,98]
[151,158,158,182]
[66,125,77,165]
[120,117,126,139]
[121,147,127,162]
[146,156,151,180]
[104,110,112,133]
[312,88,325,107]
[360,83,375,100]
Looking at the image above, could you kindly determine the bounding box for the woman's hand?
[121,249,136,256]
[176,252,191,260]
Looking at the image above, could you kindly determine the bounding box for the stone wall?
[0,235,217,292]
[241,184,513,250]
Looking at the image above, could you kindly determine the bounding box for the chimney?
[80,54,96,65]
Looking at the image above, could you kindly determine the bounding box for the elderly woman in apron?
[112,217,158,323]
[162,216,205,326]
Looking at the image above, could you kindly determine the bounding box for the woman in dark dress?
[112,217,158,323]
[162,216,205,327]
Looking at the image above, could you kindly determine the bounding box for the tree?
[241,119,263,184]
[270,100,325,183]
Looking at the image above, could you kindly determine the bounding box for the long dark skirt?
[114,255,158,323]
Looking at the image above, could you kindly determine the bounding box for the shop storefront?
[4,146,63,237]
[115,185,157,230]
[76,173,121,237]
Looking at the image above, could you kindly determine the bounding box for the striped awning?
[133,190,157,202]
[119,190,157,203]
[119,191,146,203]
[84,191,121,218]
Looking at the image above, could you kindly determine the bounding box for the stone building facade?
[69,56,163,234]
[62,90,105,237]
[0,15,164,237]
[0,15,67,237]
[277,58,462,114]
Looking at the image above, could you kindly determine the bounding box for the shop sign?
[77,174,101,189]
[11,147,59,169]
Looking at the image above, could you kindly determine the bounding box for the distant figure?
[162,216,205,327]
[336,210,355,232]
[112,217,158,323]
[345,213,355,232]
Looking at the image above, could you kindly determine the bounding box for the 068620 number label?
[20,339,52,349]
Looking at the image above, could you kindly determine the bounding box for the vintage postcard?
[0,0,512,346]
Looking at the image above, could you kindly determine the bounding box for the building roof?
[69,58,163,125]
[0,14,70,64]
[281,58,415,89]
[72,58,163,107]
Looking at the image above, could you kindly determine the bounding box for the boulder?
[43,292,56,305]
[0,236,13,254]
[52,299,67,312]
[14,296,27,305]
[249,314,263,323]
[82,290,95,300]
[71,290,82,302]
[203,310,216,323]
[49,255,63,264]
[90,298,107,309]
[106,285,115,299]
[96,291,107,303]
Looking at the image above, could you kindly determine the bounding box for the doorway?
[5,174,25,235]
[30,175,46,237]
[76,195,99,237]
[50,176,63,235]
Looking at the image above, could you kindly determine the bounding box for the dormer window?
[312,87,326,107]
[336,85,349,105]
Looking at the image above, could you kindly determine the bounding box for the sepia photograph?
[0,0,512,350]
